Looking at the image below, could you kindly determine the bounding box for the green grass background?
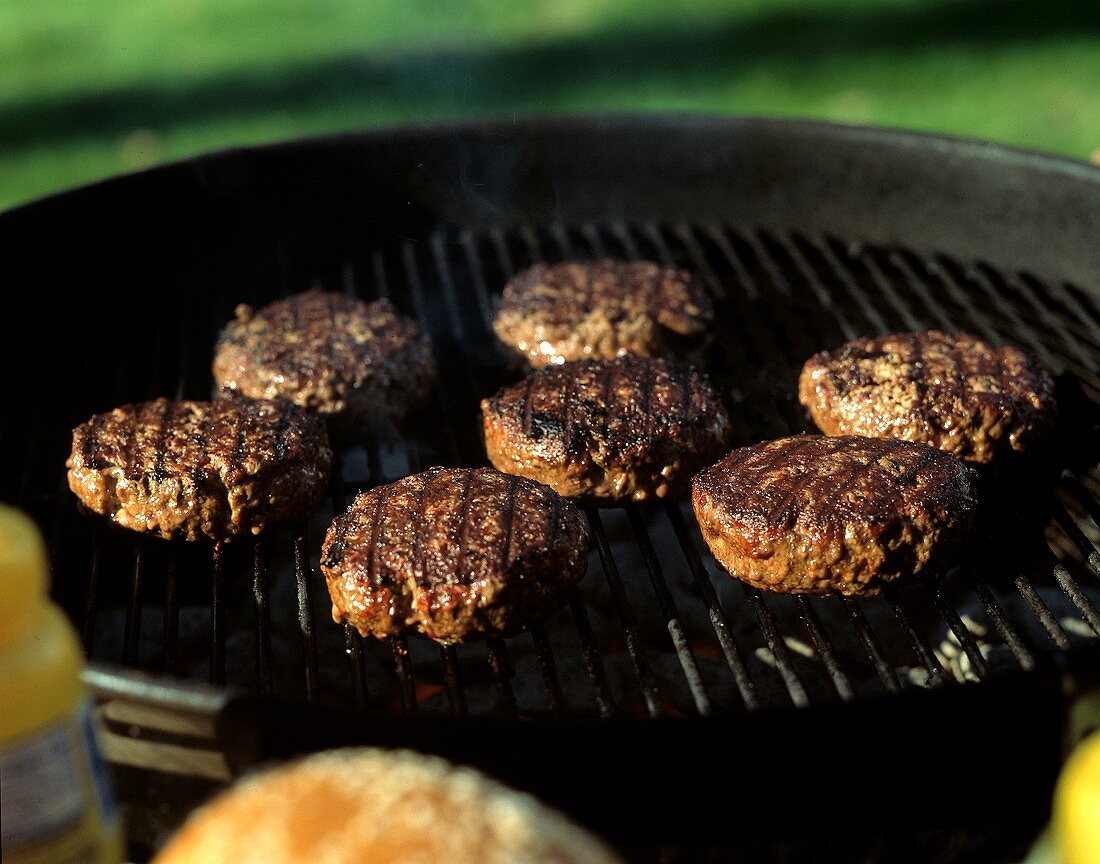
[3,0,1098,210]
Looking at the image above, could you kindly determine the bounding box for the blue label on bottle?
[79,701,118,830]
[0,719,85,847]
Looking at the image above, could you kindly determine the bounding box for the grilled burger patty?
[493,259,714,368]
[692,435,976,596]
[482,356,731,502]
[214,289,436,435]
[322,467,589,643]
[67,398,332,542]
[799,330,1056,465]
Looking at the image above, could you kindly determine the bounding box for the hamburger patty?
[493,259,714,368]
[482,356,731,502]
[322,467,589,643]
[799,330,1056,465]
[67,398,332,542]
[213,289,436,436]
[692,435,977,596]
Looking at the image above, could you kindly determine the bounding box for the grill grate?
[26,220,1100,720]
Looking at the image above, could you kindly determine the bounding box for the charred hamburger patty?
[493,259,714,368]
[67,398,332,542]
[482,356,731,502]
[799,330,1056,465]
[322,467,589,643]
[213,289,436,435]
[692,435,976,596]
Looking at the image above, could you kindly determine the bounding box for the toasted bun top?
[153,748,623,864]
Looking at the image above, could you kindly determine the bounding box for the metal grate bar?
[81,531,102,652]
[579,222,608,258]
[587,508,663,717]
[794,596,854,701]
[923,574,991,679]
[399,241,462,466]
[881,584,948,686]
[487,640,519,717]
[344,625,368,707]
[669,223,728,300]
[1052,501,1100,579]
[329,449,372,706]
[428,233,469,341]
[973,526,1072,651]
[530,627,565,717]
[370,250,391,299]
[253,541,274,697]
[1062,472,1100,538]
[1032,275,1100,350]
[856,247,927,333]
[1010,505,1100,636]
[441,645,468,716]
[841,597,902,693]
[803,236,890,335]
[568,592,616,717]
[625,506,712,716]
[929,258,1003,344]
[162,553,179,676]
[1052,563,1100,637]
[955,263,1060,372]
[1004,272,1100,378]
[885,251,958,331]
[962,563,1036,671]
[698,224,757,300]
[741,586,809,707]
[391,635,418,713]
[294,534,320,703]
[123,547,144,666]
[751,229,858,341]
[457,229,503,337]
[665,504,758,709]
[210,544,226,685]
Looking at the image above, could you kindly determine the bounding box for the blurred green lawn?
[3,0,1099,210]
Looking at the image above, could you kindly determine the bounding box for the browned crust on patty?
[493,259,714,368]
[213,289,436,436]
[691,435,977,596]
[798,330,1056,466]
[67,398,332,542]
[482,356,731,503]
[321,467,590,643]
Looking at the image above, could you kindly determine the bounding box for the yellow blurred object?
[0,504,122,864]
[1053,730,1100,864]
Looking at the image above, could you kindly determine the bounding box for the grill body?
[3,116,1100,861]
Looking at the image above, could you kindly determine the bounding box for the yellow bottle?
[0,504,122,864]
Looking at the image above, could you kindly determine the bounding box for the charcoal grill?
[5,116,1100,862]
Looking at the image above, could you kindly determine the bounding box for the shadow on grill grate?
[36,221,1100,725]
